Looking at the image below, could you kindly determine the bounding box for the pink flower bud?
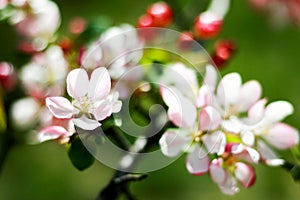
[194,11,222,39]
[0,62,17,92]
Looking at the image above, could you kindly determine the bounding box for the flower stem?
[96,117,171,200]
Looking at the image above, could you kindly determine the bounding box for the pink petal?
[67,68,89,99]
[159,130,189,157]
[202,131,226,155]
[73,115,101,130]
[209,158,226,184]
[168,98,196,128]
[197,85,214,108]
[38,126,72,143]
[88,67,111,101]
[248,98,267,122]
[232,144,260,164]
[237,80,262,112]
[46,97,74,118]
[264,123,299,149]
[234,162,256,188]
[265,101,294,123]
[186,146,209,175]
[200,106,221,131]
[217,73,241,107]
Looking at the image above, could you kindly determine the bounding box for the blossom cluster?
[10,22,138,142]
[0,0,61,51]
[159,63,299,194]
[0,0,299,198]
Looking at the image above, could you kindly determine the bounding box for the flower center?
[73,95,95,114]
[193,130,202,143]
[224,105,238,119]
[222,153,238,173]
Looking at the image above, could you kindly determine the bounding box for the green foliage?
[79,15,113,44]
[0,95,6,134]
[68,136,95,171]
[291,165,300,183]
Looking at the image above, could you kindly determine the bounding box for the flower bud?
[146,1,173,27]
[137,14,156,41]
[194,11,222,39]
[211,40,236,68]
[0,62,17,92]
[178,31,194,50]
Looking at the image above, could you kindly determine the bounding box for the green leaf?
[0,95,7,134]
[68,136,95,171]
[291,165,300,182]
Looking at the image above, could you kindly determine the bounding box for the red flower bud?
[137,14,156,41]
[178,31,195,50]
[194,12,222,40]
[68,17,87,35]
[146,1,173,27]
[0,62,17,92]
[211,40,236,68]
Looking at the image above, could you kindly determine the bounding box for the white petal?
[248,98,267,122]
[203,131,226,155]
[232,145,260,164]
[88,67,111,101]
[94,100,112,121]
[161,63,198,102]
[263,123,299,149]
[222,118,242,134]
[160,85,180,108]
[199,106,221,131]
[219,171,240,195]
[67,68,89,99]
[217,73,241,107]
[159,129,190,157]
[265,101,294,123]
[197,85,214,107]
[257,140,284,166]
[186,146,209,175]
[168,97,197,128]
[234,162,256,188]
[161,86,197,128]
[209,158,226,184]
[81,43,103,70]
[11,97,40,128]
[237,80,262,112]
[38,126,72,143]
[109,92,122,113]
[46,97,74,118]
[204,64,218,92]
[112,100,122,113]
[73,115,101,130]
[240,130,255,146]
[169,63,198,93]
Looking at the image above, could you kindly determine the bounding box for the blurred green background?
[1,0,300,199]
